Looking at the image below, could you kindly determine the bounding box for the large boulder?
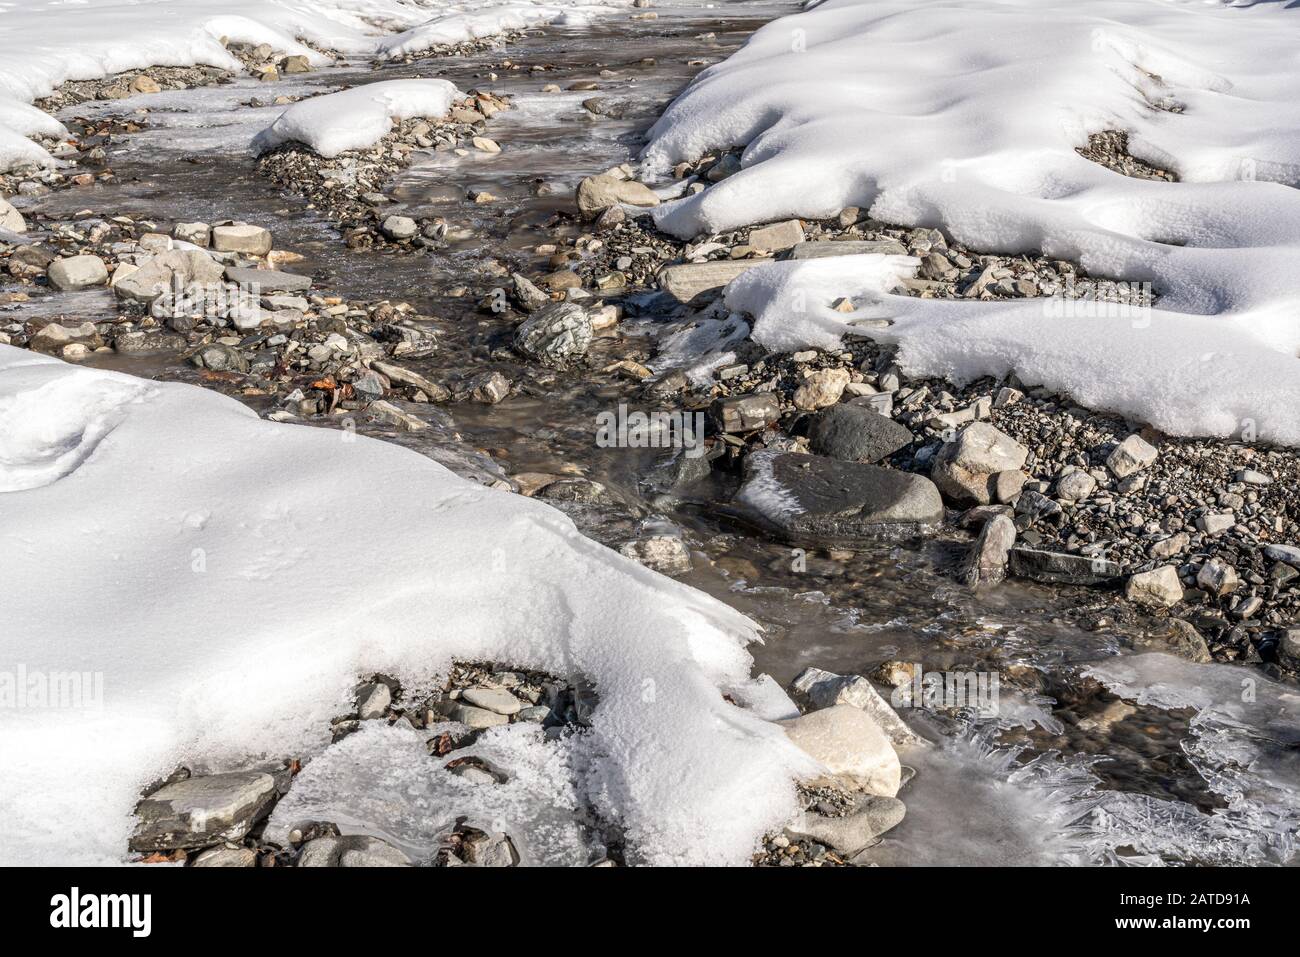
[807,403,914,463]
[728,451,944,544]
[931,422,1028,505]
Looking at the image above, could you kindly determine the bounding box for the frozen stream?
[7,0,1298,865]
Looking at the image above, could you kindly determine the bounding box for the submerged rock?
[729,451,944,544]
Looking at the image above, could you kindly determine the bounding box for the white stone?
[212,223,273,255]
[1107,434,1158,478]
[461,686,523,715]
[47,255,108,291]
[778,704,901,796]
[1125,565,1183,608]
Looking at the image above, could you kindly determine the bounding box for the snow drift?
[0,347,815,865]
[252,79,462,156]
[643,0,1300,445]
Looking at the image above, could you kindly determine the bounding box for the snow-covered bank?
[642,0,1300,445]
[377,2,626,58]
[0,0,626,172]
[0,346,816,865]
[252,79,462,156]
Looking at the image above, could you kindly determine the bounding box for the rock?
[511,272,551,313]
[1055,470,1096,502]
[785,795,906,856]
[992,469,1028,504]
[620,535,692,576]
[174,222,211,247]
[369,399,428,431]
[189,343,248,373]
[778,704,901,796]
[575,174,659,218]
[47,255,108,291]
[461,687,523,716]
[461,831,519,867]
[512,302,592,366]
[369,360,447,402]
[962,513,1016,586]
[931,423,1028,505]
[355,681,391,719]
[729,451,944,544]
[1008,547,1122,585]
[1196,558,1239,597]
[658,260,762,303]
[223,265,312,293]
[380,215,418,241]
[791,667,922,747]
[0,196,26,233]
[30,321,102,355]
[789,239,908,259]
[298,835,412,867]
[748,219,805,254]
[1135,619,1211,663]
[1107,433,1158,478]
[1264,544,1300,568]
[1125,565,1184,608]
[130,771,277,852]
[1197,512,1235,536]
[793,368,851,411]
[116,249,225,302]
[114,330,186,354]
[712,392,780,433]
[191,845,258,867]
[280,55,312,74]
[443,703,510,729]
[1149,532,1190,560]
[470,370,511,404]
[130,75,161,94]
[211,223,273,256]
[807,403,913,463]
[472,136,501,153]
[1279,629,1300,668]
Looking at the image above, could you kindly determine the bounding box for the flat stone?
[380,215,418,241]
[173,222,210,246]
[575,174,659,217]
[115,249,225,303]
[297,835,411,867]
[789,240,909,259]
[747,219,805,254]
[444,703,510,729]
[785,795,906,856]
[778,704,901,797]
[729,451,944,545]
[47,255,108,291]
[1263,544,1300,568]
[1125,565,1183,608]
[224,265,312,293]
[130,771,277,852]
[1197,512,1235,536]
[370,360,447,401]
[808,403,914,463]
[212,223,273,255]
[658,260,762,303]
[461,687,523,716]
[1008,547,1122,585]
[355,681,391,720]
[191,845,258,867]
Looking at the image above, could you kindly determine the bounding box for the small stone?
[1107,434,1158,478]
[0,196,26,233]
[173,222,211,246]
[712,392,780,433]
[355,681,391,719]
[380,215,418,241]
[462,687,524,716]
[1197,512,1235,536]
[931,423,1029,505]
[575,174,659,218]
[444,703,510,729]
[191,845,258,867]
[1055,470,1096,502]
[657,260,761,303]
[280,55,312,74]
[212,223,273,255]
[472,136,501,153]
[1125,565,1183,608]
[47,255,108,291]
[298,835,411,867]
[130,75,161,95]
[793,368,851,411]
[1196,558,1239,597]
[620,536,692,576]
[470,371,511,404]
[962,513,1016,587]
[747,219,805,254]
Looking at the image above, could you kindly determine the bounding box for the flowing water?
[10,0,1297,865]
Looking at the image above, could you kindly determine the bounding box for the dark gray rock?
[130,771,277,852]
[727,451,944,544]
[807,403,913,464]
[1008,547,1122,585]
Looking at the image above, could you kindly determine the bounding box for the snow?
[377,2,625,58]
[0,346,816,866]
[252,79,462,157]
[643,0,1300,445]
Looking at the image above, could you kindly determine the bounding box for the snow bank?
[0,0,439,171]
[0,346,814,866]
[252,79,462,157]
[644,0,1300,445]
[377,2,624,57]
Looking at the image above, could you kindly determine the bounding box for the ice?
[642,0,1300,445]
[0,347,817,865]
[252,79,462,157]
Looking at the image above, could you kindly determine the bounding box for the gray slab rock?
[297,834,412,867]
[658,260,762,303]
[224,265,312,293]
[130,771,277,851]
[1008,547,1122,585]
